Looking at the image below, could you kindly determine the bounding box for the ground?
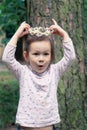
[0,61,8,71]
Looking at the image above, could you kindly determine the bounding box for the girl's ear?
[23,51,29,62]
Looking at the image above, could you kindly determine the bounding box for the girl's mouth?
[38,65,45,70]
[38,65,44,68]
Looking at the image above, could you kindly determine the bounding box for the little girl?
[2,19,76,130]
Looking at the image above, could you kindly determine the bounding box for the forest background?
[0,0,87,130]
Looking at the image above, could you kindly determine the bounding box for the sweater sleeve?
[2,43,23,80]
[53,39,76,78]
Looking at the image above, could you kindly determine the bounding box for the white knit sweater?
[2,39,76,127]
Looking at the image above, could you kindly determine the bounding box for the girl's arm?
[55,39,76,78]
[2,22,30,79]
[8,21,30,46]
[49,19,76,77]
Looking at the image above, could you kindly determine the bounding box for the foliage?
[0,0,26,44]
[0,71,19,128]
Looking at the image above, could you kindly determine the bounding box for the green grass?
[0,71,19,128]
[0,71,16,82]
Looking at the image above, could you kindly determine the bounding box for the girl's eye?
[33,53,39,56]
[32,52,50,56]
[44,53,49,56]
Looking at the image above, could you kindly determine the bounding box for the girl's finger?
[21,21,30,28]
[52,19,57,25]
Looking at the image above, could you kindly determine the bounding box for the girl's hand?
[49,19,69,40]
[14,21,30,39]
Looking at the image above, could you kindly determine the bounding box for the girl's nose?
[38,55,44,62]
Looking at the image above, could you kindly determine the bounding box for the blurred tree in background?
[0,0,87,130]
[0,0,26,40]
[0,0,26,60]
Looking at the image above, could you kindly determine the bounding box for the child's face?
[26,40,51,73]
